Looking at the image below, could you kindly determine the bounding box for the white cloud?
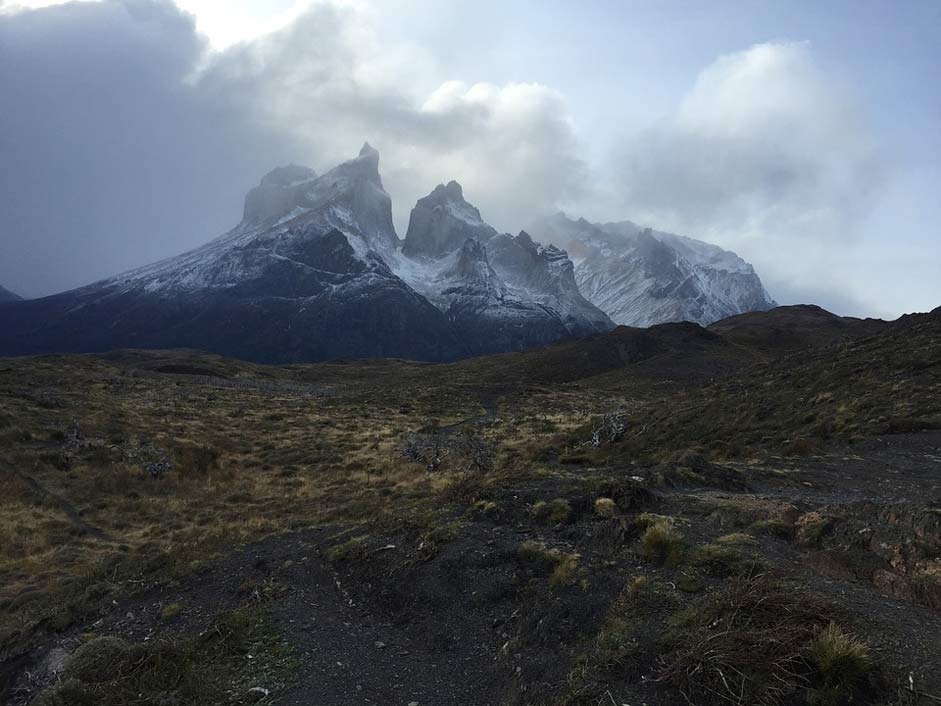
[2,5,927,318]
[605,41,887,314]
[197,2,586,234]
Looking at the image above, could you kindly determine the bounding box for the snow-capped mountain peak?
[0,146,772,364]
[393,184,614,353]
[532,213,775,327]
[402,179,497,258]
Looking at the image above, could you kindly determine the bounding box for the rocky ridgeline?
[0,144,774,363]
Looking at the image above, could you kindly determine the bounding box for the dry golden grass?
[0,352,496,656]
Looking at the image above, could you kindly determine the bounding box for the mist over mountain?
[532,213,776,327]
[0,145,779,363]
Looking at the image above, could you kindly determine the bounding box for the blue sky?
[1,0,938,317]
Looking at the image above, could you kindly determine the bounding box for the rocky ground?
[1,306,940,705]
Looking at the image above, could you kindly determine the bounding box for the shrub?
[808,623,871,703]
[531,498,571,525]
[639,521,684,566]
[797,512,833,546]
[692,542,762,578]
[327,535,370,562]
[473,499,498,515]
[161,602,183,621]
[32,678,92,706]
[549,553,582,589]
[783,438,817,456]
[174,441,220,475]
[751,518,797,539]
[658,573,845,706]
[518,540,581,589]
[594,497,616,518]
[64,636,140,683]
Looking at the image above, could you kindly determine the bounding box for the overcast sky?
[1,0,939,318]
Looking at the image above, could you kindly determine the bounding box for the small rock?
[408,702,419,706]
[247,686,269,703]
[375,641,386,649]
[36,647,69,679]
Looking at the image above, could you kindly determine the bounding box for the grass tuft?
[531,498,572,525]
[638,520,684,566]
[808,623,871,704]
[593,497,616,518]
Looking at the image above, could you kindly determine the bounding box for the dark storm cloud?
[0,0,306,297]
[0,0,587,297]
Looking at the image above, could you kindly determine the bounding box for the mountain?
[394,182,614,355]
[0,286,21,302]
[0,145,462,363]
[401,181,496,258]
[708,304,887,352]
[531,213,776,327]
[0,146,609,362]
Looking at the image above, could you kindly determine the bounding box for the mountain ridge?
[531,212,776,327]
[0,146,778,363]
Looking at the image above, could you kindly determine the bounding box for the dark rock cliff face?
[401,181,497,258]
[429,239,573,357]
[485,232,611,336]
[242,164,317,224]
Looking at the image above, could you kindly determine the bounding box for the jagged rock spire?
[402,180,497,258]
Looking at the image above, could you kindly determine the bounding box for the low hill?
[707,304,887,352]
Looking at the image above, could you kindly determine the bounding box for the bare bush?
[581,410,627,448]
[123,442,174,479]
[401,433,448,471]
[401,429,494,473]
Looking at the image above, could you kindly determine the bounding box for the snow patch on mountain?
[393,183,613,340]
[533,214,775,327]
[97,144,399,297]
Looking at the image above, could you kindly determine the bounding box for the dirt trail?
[418,390,500,434]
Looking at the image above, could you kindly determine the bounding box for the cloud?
[0,0,305,297]
[196,3,586,234]
[607,42,887,313]
[0,0,586,296]
[0,6,917,318]
[615,42,883,242]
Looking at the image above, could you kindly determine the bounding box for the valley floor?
[1,326,940,705]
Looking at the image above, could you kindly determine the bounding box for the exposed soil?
[8,431,941,705]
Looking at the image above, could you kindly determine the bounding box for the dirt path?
[418,390,500,435]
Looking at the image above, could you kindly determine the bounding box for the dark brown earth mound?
[707,304,887,352]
